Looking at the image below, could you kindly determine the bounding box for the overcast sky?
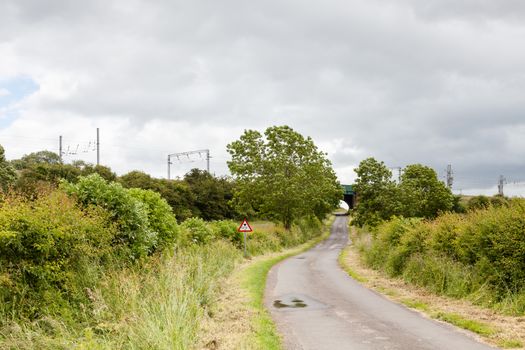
[1,0,525,195]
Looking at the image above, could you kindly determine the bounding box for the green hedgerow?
[0,190,117,320]
[60,174,157,259]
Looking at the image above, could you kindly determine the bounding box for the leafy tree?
[0,145,17,192]
[119,170,158,189]
[352,157,400,227]
[184,168,236,220]
[119,170,195,221]
[398,164,453,218]
[10,150,61,170]
[227,125,341,229]
[14,163,81,195]
[11,151,117,194]
[72,160,117,182]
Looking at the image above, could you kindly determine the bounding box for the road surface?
[264,215,496,350]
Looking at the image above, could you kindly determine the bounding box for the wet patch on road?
[274,299,307,308]
[271,294,327,311]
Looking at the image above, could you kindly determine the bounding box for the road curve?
[264,215,496,350]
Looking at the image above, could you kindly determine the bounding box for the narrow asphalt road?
[264,215,496,350]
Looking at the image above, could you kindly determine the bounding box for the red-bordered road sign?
[238,218,253,232]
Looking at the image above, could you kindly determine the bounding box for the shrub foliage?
[0,190,117,319]
[359,199,525,313]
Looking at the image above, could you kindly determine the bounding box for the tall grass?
[356,198,525,315]
[0,179,325,349]
[0,242,241,349]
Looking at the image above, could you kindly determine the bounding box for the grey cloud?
[1,0,525,191]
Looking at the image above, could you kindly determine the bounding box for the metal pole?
[243,232,247,258]
[96,128,100,165]
[498,175,505,196]
[167,155,171,180]
[206,150,210,173]
[59,135,62,162]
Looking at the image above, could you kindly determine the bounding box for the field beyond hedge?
[356,198,525,316]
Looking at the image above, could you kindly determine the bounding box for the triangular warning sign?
[237,218,253,232]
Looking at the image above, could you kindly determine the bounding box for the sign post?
[237,218,253,258]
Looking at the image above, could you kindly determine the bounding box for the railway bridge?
[341,184,355,209]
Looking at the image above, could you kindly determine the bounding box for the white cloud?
[0,88,9,97]
[0,0,524,195]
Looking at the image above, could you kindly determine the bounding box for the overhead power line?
[58,128,100,162]
[167,149,210,179]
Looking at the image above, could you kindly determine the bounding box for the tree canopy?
[9,151,116,194]
[119,170,196,221]
[398,164,453,218]
[119,169,236,221]
[352,158,455,227]
[183,169,235,221]
[0,145,17,192]
[10,150,62,170]
[227,125,341,229]
[352,158,399,227]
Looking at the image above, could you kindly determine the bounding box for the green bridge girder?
[342,184,354,195]
[341,184,356,209]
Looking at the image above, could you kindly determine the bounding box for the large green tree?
[184,169,236,221]
[352,157,400,227]
[398,164,453,218]
[399,164,454,218]
[0,145,17,192]
[227,125,341,229]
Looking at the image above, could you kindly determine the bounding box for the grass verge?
[433,312,496,337]
[399,298,431,313]
[338,247,367,283]
[499,339,524,349]
[200,216,334,349]
[338,227,525,349]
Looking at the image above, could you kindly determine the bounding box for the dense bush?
[466,195,509,211]
[0,190,117,319]
[184,169,236,220]
[61,174,158,258]
[247,216,322,255]
[119,170,196,221]
[208,220,243,247]
[359,199,525,313]
[0,169,328,347]
[119,169,238,222]
[128,188,180,250]
[181,217,215,245]
[177,216,323,255]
